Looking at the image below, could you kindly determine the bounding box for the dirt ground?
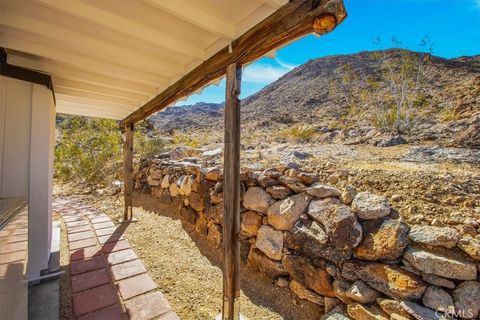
[79,194,323,320]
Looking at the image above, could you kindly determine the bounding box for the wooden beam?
[123,123,134,221]
[222,63,242,320]
[121,0,346,125]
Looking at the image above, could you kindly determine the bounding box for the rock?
[147,175,161,187]
[340,185,357,205]
[347,303,389,320]
[321,306,351,320]
[333,280,355,304]
[345,280,380,304]
[452,281,480,319]
[257,174,278,188]
[246,248,287,279]
[190,180,213,211]
[169,182,180,197]
[377,299,412,319]
[205,203,223,223]
[290,280,324,306]
[458,236,480,260]
[327,174,339,184]
[403,246,477,280]
[278,176,307,193]
[422,286,454,313]
[325,297,342,314]
[266,185,293,200]
[390,314,410,320]
[307,197,341,221]
[180,206,197,225]
[178,175,194,196]
[306,183,341,198]
[284,221,351,264]
[421,274,455,289]
[205,167,222,181]
[399,301,442,320]
[353,219,409,261]
[275,277,289,288]
[351,192,391,220]
[243,187,273,214]
[241,211,262,238]
[267,193,312,231]
[282,254,334,297]
[284,151,311,161]
[195,213,208,236]
[263,167,283,179]
[408,225,460,249]
[297,172,319,186]
[255,225,283,260]
[314,204,363,251]
[207,222,222,247]
[372,135,408,147]
[201,148,222,158]
[342,261,427,300]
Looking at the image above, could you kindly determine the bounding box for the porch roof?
[0,0,346,121]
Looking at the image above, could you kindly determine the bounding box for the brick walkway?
[53,198,179,320]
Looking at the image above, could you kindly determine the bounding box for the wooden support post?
[123,122,134,221]
[222,63,242,320]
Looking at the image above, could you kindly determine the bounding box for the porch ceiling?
[0,0,288,120]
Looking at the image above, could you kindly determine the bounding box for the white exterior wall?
[0,76,55,279]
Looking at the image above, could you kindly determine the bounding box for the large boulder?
[351,192,391,220]
[342,261,427,300]
[353,219,409,261]
[282,254,334,297]
[403,246,477,280]
[408,225,460,249]
[452,281,480,319]
[267,193,312,231]
[306,183,341,198]
[243,187,273,214]
[284,221,352,264]
[246,248,288,279]
[313,204,363,251]
[255,225,283,261]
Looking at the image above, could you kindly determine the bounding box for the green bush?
[55,115,123,187]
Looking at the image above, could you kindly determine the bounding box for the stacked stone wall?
[134,158,480,320]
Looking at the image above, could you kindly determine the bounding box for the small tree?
[365,37,433,134]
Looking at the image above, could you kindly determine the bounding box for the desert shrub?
[134,132,168,159]
[55,115,123,187]
[171,130,202,148]
[276,124,317,142]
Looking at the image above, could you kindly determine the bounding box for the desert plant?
[276,124,317,142]
[55,115,123,187]
[365,37,433,133]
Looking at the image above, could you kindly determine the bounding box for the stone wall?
[134,158,480,320]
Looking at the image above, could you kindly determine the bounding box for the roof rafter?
[143,0,235,39]
[122,0,347,125]
[35,0,206,60]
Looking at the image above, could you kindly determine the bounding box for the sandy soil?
[83,194,323,320]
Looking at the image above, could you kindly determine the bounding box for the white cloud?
[242,59,298,84]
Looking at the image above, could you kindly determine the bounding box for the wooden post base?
[117,217,138,224]
[214,314,248,320]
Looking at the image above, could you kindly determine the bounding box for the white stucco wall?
[0,76,55,279]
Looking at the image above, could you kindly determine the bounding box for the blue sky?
[178,0,480,105]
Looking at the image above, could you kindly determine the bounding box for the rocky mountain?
[149,49,479,148]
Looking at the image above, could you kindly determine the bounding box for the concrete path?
[53,198,179,320]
